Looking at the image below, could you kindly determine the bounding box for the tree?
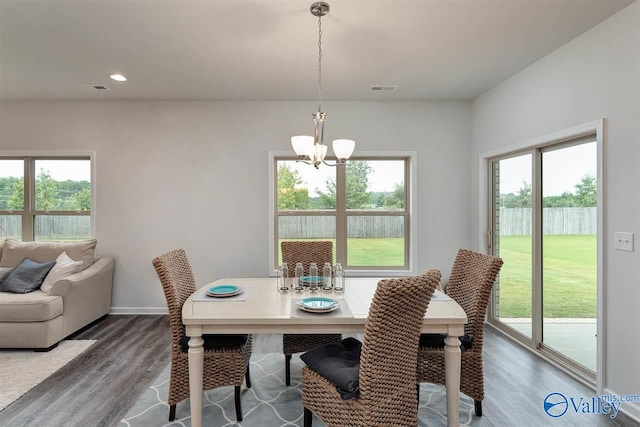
[71,187,92,211]
[383,183,405,209]
[7,178,24,210]
[573,174,597,207]
[277,165,309,210]
[316,160,372,209]
[34,169,59,210]
[513,181,532,208]
[543,192,574,207]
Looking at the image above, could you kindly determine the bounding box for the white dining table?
[182,277,467,427]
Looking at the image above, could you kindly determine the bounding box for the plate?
[300,276,328,285]
[207,284,243,298]
[297,300,340,313]
[299,297,338,310]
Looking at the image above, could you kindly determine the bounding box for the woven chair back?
[359,270,440,409]
[445,249,503,350]
[280,241,333,276]
[152,249,197,353]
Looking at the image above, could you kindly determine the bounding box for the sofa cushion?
[40,252,84,294]
[0,258,56,293]
[0,290,63,322]
[0,238,97,270]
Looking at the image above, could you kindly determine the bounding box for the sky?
[0,159,90,181]
[283,159,405,197]
[498,142,597,196]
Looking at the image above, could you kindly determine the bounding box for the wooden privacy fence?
[0,215,90,239]
[498,207,596,236]
[278,216,405,239]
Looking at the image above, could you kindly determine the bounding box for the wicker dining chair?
[152,249,252,422]
[302,270,440,427]
[417,249,503,417]
[280,240,342,386]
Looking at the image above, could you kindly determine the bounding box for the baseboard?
[604,387,640,423]
[109,307,168,315]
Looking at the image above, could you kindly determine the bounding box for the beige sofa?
[0,239,114,350]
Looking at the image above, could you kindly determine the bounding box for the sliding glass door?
[488,135,599,381]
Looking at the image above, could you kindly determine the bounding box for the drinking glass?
[279,262,290,291]
[294,262,304,292]
[322,262,333,291]
[309,262,318,293]
[334,263,345,292]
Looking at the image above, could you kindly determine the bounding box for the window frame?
[268,151,417,276]
[0,152,95,241]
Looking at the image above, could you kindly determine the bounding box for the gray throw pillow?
[0,257,55,293]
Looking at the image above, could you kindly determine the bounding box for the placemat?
[290,298,353,318]
[193,288,248,302]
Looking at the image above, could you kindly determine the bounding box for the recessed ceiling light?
[110,74,127,82]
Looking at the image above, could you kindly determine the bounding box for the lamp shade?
[332,139,355,160]
[291,135,314,157]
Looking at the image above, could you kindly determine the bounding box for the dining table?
[182,277,467,427]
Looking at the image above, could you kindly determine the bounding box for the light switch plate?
[614,232,634,252]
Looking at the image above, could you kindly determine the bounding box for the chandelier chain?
[317,12,322,111]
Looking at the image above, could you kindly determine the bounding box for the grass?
[498,235,597,318]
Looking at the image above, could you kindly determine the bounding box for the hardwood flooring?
[0,316,637,427]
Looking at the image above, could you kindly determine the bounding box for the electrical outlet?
[614,232,634,252]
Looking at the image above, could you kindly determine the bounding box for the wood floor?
[0,315,637,427]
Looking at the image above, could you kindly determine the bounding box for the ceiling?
[0,0,634,101]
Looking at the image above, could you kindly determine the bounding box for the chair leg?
[474,399,482,416]
[304,407,313,427]
[235,385,243,421]
[285,354,292,386]
[169,404,176,421]
[245,365,252,388]
[416,383,420,403]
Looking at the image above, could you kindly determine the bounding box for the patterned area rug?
[0,339,96,411]
[119,352,479,426]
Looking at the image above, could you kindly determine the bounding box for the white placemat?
[193,288,248,302]
[291,298,353,318]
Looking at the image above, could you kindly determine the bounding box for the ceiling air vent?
[78,84,111,91]
[370,85,397,91]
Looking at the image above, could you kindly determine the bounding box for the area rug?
[0,340,96,411]
[118,352,478,427]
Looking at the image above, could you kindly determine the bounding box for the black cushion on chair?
[300,337,362,400]
[179,333,248,353]
[419,333,473,351]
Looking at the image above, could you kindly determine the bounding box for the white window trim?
[268,150,418,277]
[0,150,97,239]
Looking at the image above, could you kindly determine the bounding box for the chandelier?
[291,2,355,169]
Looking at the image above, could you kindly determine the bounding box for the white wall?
[0,100,472,311]
[471,2,640,419]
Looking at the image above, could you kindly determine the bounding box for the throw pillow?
[0,267,13,283]
[40,251,84,294]
[0,258,56,294]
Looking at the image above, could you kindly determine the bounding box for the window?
[0,157,92,242]
[271,154,413,272]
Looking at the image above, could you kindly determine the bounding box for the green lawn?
[498,235,596,318]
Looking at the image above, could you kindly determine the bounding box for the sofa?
[0,238,114,350]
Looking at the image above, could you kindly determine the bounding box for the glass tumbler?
[279,262,290,291]
[309,262,318,292]
[334,263,345,292]
[322,262,333,291]
[294,262,304,292]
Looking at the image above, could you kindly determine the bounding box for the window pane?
[34,215,91,241]
[346,160,405,211]
[0,159,24,210]
[277,161,335,210]
[278,216,336,264]
[347,216,405,266]
[0,215,21,240]
[34,160,91,211]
